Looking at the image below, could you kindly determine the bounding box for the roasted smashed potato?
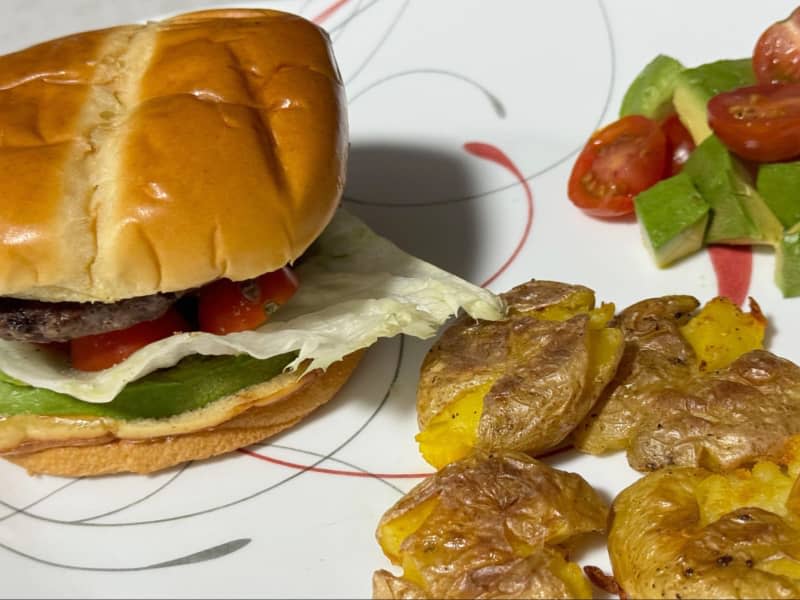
[416,280,623,468]
[573,294,800,471]
[373,451,608,599]
[609,435,800,599]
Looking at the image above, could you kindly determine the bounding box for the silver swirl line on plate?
[0,538,251,572]
[348,68,506,118]
[345,0,615,207]
[344,0,410,85]
[0,462,189,524]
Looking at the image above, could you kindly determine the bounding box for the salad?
[568,6,800,297]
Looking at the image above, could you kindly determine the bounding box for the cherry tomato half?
[754,6,800,84]
[661,113,696,176]
[198,267,299,335]
[708,82,800,162]
[568,115,667,217]
[70,308,189,371]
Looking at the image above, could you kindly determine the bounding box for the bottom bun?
[8,352,363,477]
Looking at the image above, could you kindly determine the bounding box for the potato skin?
[574,295,800,472]
[373,451,608,599]
[417,280,622,458]
[629,350,800,471]
[609,463,800,599]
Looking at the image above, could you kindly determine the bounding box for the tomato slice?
[754,6,800,84]
[708,83,800,162]
[661,113,695,176]
[198,267,299,335]
[70,308,189,372]
[568,115,667,217]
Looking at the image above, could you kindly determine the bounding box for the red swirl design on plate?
[463,142,534,288]
[312,0,354,24]
[239,448,431,479]
[708,245,752,306]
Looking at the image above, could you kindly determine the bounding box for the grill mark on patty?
[0,292,180,343]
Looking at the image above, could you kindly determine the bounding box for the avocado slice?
[620,55,684,120]
[634,172,709,266]
[756,161,800,228]
[0,351,297,420]
[776,223,800,297]
[683,135,782,245]
[673,58,755,144]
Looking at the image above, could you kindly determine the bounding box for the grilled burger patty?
[0,293,181,343]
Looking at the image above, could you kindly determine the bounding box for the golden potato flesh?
[609,436,800,599]
[679,297,767,372]
[373,451,608,599]
[416,280,623,469]
[573,294,796,472]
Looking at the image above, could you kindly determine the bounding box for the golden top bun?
[0,9,346,302]
[7,351,363,476]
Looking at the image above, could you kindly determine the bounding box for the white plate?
[1,1,798,597]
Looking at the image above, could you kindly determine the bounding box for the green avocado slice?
[634,172,709,267]
[757,161,800,229]
[0,351,296,420]
[683,135,782,245]
[673,58,755,144]
[776,224,800,297]
[620,54,684,120]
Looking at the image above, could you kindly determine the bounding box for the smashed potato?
[627,349,800,471]
[573,294,699,455]
[609,435,800,599]
[573,294,800,471]
[373,451,608,599]
[416,280,623,468]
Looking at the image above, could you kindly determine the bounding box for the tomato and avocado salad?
[567,115,666,218]
[567,6,800,297]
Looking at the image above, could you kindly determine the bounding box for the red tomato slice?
[708,83,800,162]
[198,267,299,335]
[661,113,695,176]
[754,7,800,84]
[568,115,667,218]
[70,308,189,372]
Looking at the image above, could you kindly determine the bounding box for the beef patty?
[0,293,180,343]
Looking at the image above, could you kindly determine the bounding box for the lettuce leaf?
[0,209,504,403]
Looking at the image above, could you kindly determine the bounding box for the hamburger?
[0,9,503,476]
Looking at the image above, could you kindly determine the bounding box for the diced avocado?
[620,55,684,120]
[775,223,800,297]
[673,58,755,144]
[757,162,800,228]
[683,135,782,245]
[634,173,709,266]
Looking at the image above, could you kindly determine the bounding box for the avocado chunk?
[683,135,782,245]
[634,173,709,266]
[776,224,800,297]
[757,161,800,228]
[620,55,684,120]
[673,58,755,144]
